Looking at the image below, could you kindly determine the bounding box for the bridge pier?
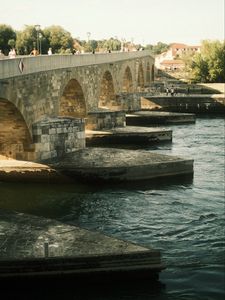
[86,110,126,130]
[115,93,141,112]
[32,117,85,162]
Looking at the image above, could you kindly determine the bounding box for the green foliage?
[145,42,169,55]
[80,38,121,53]
[16,25,41,54]
[43,26,73,54]
[0,24,16,55]
[190,53,209,82]
[8,39,15,48]
[185,40,225,83]
[82,40,98,52]
[102,38,121,51]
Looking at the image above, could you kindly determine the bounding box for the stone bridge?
[0,51,154,161]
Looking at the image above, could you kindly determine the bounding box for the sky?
[1,0,224,45]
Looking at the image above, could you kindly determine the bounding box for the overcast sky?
[1,0,224,45]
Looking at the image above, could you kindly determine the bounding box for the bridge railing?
[0,51,154,79]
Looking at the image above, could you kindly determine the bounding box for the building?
[155,43,201,71]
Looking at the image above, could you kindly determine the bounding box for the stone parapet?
[0,51,153,79]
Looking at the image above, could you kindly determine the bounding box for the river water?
[0,116,224,299]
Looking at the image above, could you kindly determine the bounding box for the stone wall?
[0,53,155,161]
[0,55,154,133]
[141,96,225,113]
[116,93,142,112]
[32,117,85,162]
[86,110,126,130]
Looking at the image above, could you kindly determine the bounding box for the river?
[0,116,224,299]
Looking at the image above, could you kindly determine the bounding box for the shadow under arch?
[146,62,151,86]
[122,66,133,93]
[151,65,155,81]
[98,70,117,110]
[60,79,87,118]
[0,98,33,160]
[137,62,145,91]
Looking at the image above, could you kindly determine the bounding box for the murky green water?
[0,116,224,299]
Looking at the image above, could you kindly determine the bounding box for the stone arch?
[137,62,145,91]
[60,79,86,118]
[151,65,155,81]
[0,98,34,160]
[146,62,151,85]
[98,70,117,109]
[122,66,133,93]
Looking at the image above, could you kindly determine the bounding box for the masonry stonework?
[86,111,126,130]
[33,117,85,161]
[0,52,154,161]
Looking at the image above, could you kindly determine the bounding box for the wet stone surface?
[0,209,149,260]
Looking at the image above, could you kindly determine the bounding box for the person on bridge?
[170,86,175,96]
[0,50,5,59]
[48,48,52,55]
[30,48,39,56]
[8,48,16,59]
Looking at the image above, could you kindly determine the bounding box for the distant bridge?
[0,51,155,161]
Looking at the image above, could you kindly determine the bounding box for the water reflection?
[2,277,166,300]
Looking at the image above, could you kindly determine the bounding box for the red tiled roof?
[170,43,187,49]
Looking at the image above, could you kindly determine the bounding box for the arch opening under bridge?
[0,98,34,160]
[98,70,118,110]
[60,79,87,118]
[122,66,133,93]
[146,62,151,86]
[137,62,145,91]
[151,65,155,81]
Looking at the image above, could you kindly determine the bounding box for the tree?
[190,53,209,82]
[8,39,15,49]
[202,40,225,83]
[43,26,73,54]
[0,24,16,55]
[102,38,121,51]
[16,25,43,55]
[82,40,98,52]
[184,40,225,83]
[145,42,169,55]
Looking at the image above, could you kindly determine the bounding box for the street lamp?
[121,38,126,52]
[39,33,42,54]
[86,32,91,42]
[35,24,41,53]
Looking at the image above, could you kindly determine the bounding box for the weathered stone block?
[49,128,56,134]
[40,151,52,160]
[41,135,50,143]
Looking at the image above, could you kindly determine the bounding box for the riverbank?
[140,94,225,114]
